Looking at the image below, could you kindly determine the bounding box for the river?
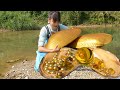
[0,30,40,78]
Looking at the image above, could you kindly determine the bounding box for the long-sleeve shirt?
[38,24,68,47]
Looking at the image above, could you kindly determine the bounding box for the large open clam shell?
[39,47,80,79]
[45,27,81,49]
[92,48,120,77]
[68,33,112,48]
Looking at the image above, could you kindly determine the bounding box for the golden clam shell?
[92,48,120,77]
[68,33,112,48]
[40,47,80,79]
[45,27,81,49]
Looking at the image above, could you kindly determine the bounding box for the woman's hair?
[48,11,60,22]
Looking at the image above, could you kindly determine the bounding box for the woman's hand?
[51,45,60,52]
[38,45,60,53]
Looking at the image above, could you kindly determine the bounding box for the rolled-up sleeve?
[38,27,47,47]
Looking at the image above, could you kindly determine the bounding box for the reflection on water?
[0,30,40,77]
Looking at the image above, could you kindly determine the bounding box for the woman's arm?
[38,26,60,53]
[38,45,60,53]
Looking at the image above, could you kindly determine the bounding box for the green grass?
[0,11,41,31]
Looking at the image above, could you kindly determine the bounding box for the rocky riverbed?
[2,59,120,79]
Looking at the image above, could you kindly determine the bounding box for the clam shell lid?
[45,27,81,49]
[92,48,120,77]
[68,33,112,48]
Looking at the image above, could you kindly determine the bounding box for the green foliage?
[0,11,40,31]
[1,11,120,31]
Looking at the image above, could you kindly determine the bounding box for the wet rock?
[22,59,28,63]
[6,59,21,63]
[12,66,14,68]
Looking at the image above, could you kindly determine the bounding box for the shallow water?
[0,30,40,78]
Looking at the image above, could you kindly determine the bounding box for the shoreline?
[2,59,120,79]
[1,24,120,79]
[0,24,119,33]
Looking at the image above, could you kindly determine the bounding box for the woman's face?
[48,19,59,30]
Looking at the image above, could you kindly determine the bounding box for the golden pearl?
[48,61,51,64]
[54,64,57,67]
[44,67,47,71]
[48,66,53,70]
[57,72,62,76]
[61,68,65,71]
[45,63,48,66]
[47,70,50,73]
